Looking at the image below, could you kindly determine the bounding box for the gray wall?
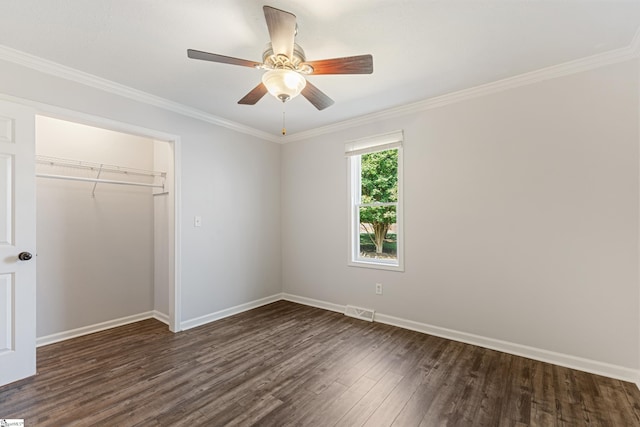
[2,51,638,377]
[0,58,282,328]
[282,60,640,370]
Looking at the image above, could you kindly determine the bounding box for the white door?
[0,100,36,386]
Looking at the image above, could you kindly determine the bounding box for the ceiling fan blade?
[303,54,373,75]
[263,6,296,59]
[187,49,261,68]
[301,81,334,110]
[238,83,268,105]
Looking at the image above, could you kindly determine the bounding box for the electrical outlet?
[375,283,383,295]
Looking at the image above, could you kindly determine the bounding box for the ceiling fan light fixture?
[188,5,371,113]
[261,69,306,102]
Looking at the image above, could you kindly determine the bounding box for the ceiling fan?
[187,5,373,111]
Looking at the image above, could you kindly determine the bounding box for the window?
[346,130,403,271]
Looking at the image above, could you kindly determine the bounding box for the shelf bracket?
[91,164,104,198]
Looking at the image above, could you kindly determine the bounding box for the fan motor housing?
[262,43,312,73]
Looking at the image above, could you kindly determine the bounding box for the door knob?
[18,252,32,261]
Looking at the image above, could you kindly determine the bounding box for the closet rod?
[36,173,164,189]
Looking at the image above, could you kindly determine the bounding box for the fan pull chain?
[282,109,287,136]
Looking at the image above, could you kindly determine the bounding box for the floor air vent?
[344,305,375,322]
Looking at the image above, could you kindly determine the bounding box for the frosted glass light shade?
[261,69,307,102]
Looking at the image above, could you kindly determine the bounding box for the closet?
[35,116,174,341]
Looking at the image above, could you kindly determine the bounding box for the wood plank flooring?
[1,301,639,426]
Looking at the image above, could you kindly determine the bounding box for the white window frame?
[346,130,404,271]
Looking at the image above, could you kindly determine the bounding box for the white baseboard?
[33,293,640,386]
[180,293,283,331]
[36,311,156,347]
[281,293,345,314]
[374,312,640,385]
[35,294,282,347]
[282,293,640,385]
[153,310,170,325]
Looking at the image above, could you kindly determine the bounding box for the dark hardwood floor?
[1,301,639,426]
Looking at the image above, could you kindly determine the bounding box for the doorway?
[34,115,180,343]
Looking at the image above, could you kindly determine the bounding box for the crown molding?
[0,45,281,143]
[1,27,639,146]
[284,31,640,143]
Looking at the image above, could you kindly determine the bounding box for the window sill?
[348,259,404,272]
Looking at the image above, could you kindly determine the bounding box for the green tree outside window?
[359,149,398,257]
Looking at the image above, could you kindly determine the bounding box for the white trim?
[374,313,640,385]
[38,293,282,345]
[282,293,640,385]
[345,130,404,156]
[30,292,640,384]
[1,30,639,144]
[347,258,404,272]
[281,293,345,313]
[36,311,155,347]
[170,137,182,332]
[284,36,640,143]
[9,96,184,334]
[0,93,175,142]
[346,142,402,158]
[153,310,170,325]
[180,294,282,331]
[637,55,640,391]
[347,144,404,271]
[0,45,280,144]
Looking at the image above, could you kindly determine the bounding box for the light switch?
[194,216,202,227]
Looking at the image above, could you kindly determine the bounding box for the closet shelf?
[36,155,165,178]
[36,155,167,196]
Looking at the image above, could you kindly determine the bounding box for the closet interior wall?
[35,116,168,339]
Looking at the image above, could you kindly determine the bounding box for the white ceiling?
[0,0,639,137]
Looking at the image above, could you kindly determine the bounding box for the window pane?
[360,149,398,204]
[358,205,397,261]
